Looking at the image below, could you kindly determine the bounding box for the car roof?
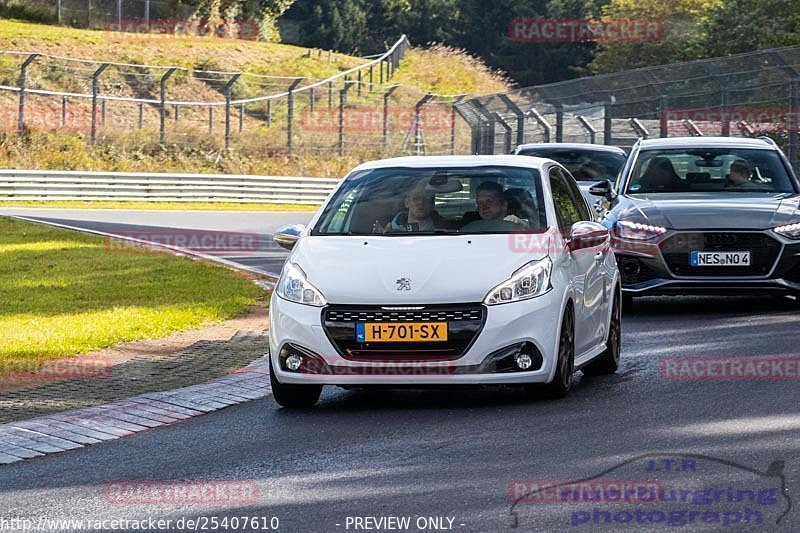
[515,143,627,155]
[638,136,777,150]
[350,155,555,172]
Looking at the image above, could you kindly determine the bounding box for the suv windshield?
[517,148,625,183]
[312,166,547,236]
[627,148,796,194]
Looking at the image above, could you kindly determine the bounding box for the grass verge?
[0,200,320,211]
[0,216,263,374]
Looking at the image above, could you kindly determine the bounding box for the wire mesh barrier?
[2,0,209,31]
[0,35,476,159]
[455,46,800,171]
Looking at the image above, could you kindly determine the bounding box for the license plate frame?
[355,322,448,342]
[690,251,752,267]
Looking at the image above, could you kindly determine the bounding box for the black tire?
[526,305,575,400]
[269,358,322,408]
[582,289,621,376]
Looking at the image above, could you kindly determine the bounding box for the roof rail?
[759,136,777,146]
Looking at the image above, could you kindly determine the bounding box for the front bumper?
[268,291,562,386]
[613,230,800,296]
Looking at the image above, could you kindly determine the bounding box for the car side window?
[560,169,592,222]
[549,167,589,233]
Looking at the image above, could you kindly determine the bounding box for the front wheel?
[583,289,621,376]
[269,358,322,408]
[526,306,575,400]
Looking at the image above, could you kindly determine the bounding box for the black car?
[590,136,800,302]
[514,143,627,210]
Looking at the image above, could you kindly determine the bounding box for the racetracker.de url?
[0,516,280,531]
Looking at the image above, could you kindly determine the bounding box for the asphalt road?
[1,209,799,532]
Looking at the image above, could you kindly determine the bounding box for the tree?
[699,0,800,57]
[589,0,720,74]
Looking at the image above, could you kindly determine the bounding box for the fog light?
[514,353,533,370]
[285,354,303,371]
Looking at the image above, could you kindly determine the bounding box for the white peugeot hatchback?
[270,156,621,407]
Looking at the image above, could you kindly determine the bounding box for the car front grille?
[661,232,781,277]
[322,304,486,361]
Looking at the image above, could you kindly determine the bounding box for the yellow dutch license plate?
[356,322,448,342]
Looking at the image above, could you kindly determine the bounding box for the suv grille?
[661,232,781,277]
[322,304,486,361]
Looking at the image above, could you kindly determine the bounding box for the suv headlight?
[275,263,327,306]
[615,220,667,241]
[484,257,553,305]
[774,222,800,240]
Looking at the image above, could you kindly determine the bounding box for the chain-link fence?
[0,36,474,159]
[456,45,800,171]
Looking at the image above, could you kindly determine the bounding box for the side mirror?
[569,221,609,251]
[273,224,306,251]
[588,180,614,199]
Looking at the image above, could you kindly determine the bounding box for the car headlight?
[774,222,800,240]
[484,257,553,305]
[275,262,327,306]
[615,220,667,241]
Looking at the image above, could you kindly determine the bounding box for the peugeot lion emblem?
[396,277,412,291]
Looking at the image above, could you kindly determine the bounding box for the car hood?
[624,193,800,230]
[288,234,551,305]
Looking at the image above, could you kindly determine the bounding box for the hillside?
[0,18,509,179]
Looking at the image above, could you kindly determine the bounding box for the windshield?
[517,148,625,183]
[312,166,547,236]
[627,148,796,194]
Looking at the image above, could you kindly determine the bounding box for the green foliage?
[699,0,800,57]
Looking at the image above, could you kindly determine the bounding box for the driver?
[373,182,441,233]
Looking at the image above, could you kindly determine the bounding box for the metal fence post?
[555,105,564,143]
[357,70,362,97]
[173,104,179,122]
[338,81,354,156]
[450,95,465,155]
[159,67,177,146]
[659,95,669,138]
[17,54,38,135]
[309,87,315,112]
[382,84,399,148]
[117,0,122,28]
[369,66,374,92]
[144,0,150,29]
[57,0,62,23]
[223,73,241,150]
[328,81,333,109]
[413,94,434,155]
[266,100,272,127]
[90,62,108,143]
[493,113,513,154]
[603,103,613,145]
[576,115,597,144]
[526,108,552,143]
[498,94,525,147]
[61,96,67,127]
[139,103,144,129]
[239,103,244,132]
[286,78,303,155]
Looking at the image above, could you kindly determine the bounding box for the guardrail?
[0,170,339,204]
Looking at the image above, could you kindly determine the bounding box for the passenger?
[461,181,525,231]
[725,160,770,190]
